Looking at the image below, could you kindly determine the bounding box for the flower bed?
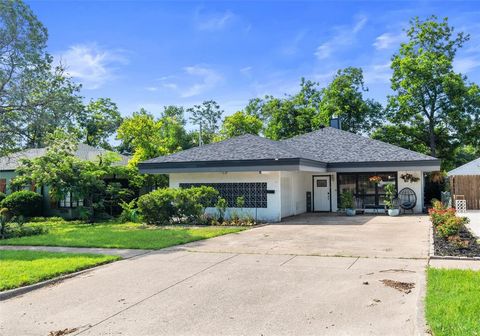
[429,200,480,257]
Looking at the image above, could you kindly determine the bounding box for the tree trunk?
[429,119,436,157]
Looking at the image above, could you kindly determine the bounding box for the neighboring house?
[139,126,440,222]
[0,144,130,218]
[447,158,480,210]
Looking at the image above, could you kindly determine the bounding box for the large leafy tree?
[263,78,322,140]
[117,106,191,165]
[0,0,84,154]
[79,98,123,149]
[373,16,480,170]
[187,100,223,145]
[314,67,383,134]
[217,111,263,140]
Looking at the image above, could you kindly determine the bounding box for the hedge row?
[0,191,43,218]
[137,186,219,225]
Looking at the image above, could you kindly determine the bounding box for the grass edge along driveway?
[0,221,246,250]
[0,250,119,291]
[426,267,480,336]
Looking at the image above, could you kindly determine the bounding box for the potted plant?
[384,184,399,216]
[340,191,356,216]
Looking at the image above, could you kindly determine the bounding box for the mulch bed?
[434,226,480,258]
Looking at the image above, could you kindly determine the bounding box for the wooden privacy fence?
[450,175,480,210]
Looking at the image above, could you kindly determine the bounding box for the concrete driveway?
[0,215,430,336]
[187,214,430,259]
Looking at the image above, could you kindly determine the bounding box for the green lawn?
[426,268,480,336]
[0,220,245,249]
[0,250,119,291]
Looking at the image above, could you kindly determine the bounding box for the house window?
[338,172,397,208]
[179,182,268,208]
[0,179,6,193]
[59,192,84,208]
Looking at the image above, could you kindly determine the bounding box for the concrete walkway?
[430,259,480,270]
[0,245,152,259]
[0,215,431,336]
[463,211,480,238]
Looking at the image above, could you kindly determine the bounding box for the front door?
[314,176,330,211]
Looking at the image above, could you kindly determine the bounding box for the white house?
[139,127,440,222]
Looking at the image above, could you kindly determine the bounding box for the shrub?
[215,197,228,221]
[138,187,220,225]
[429,206,456,227]
[0,192,5,203]
[138,188,177,225]
[119,199,139,223]
[0,191,43,217]
[188,186,219,211]
[437,216,464,238]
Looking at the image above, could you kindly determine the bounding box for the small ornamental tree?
[13,132,138,220]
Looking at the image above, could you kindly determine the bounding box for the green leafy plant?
[215,197,227,222]
[339,191,354,209]
[384,184,397,210]
[436,216,464,238]
[0,192,6,203]
[0,191,43,218]
[137,187,219,226]
[119,199,139,223]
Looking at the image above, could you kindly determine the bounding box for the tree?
[218,111,263,140]
[117,107,191,166]
[374,16,480,169]
[314,67,383,134]
[13,133,135,220]
[263,78,322,140]
[0,0,85,154]
[187,100,223,145]
[79,98,123,149]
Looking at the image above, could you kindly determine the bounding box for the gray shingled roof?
[141,127,437,167]
[447,157,480,176]
[282,127,436,163]
[0,143,130,171]
[142,134,318,163]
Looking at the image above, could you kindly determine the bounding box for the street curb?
[0,267,99,301]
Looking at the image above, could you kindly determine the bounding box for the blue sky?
[28,0,480,128]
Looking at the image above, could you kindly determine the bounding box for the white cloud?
[57,44,127,89]
[240,66,252,75]
[195,9,234,31]
[181,65,222,97]
[373,32,403,50]
[454,57,480,73]
[281,30,308,56]
[315,15,368,60]
[363,62,392,84]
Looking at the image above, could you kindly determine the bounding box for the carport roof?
[139,127,440,173]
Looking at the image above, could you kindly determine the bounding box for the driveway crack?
[346,257,360,270]
[75,253,238,335]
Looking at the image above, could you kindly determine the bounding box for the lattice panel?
[180,182,268,208]
[456,199,467,213]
